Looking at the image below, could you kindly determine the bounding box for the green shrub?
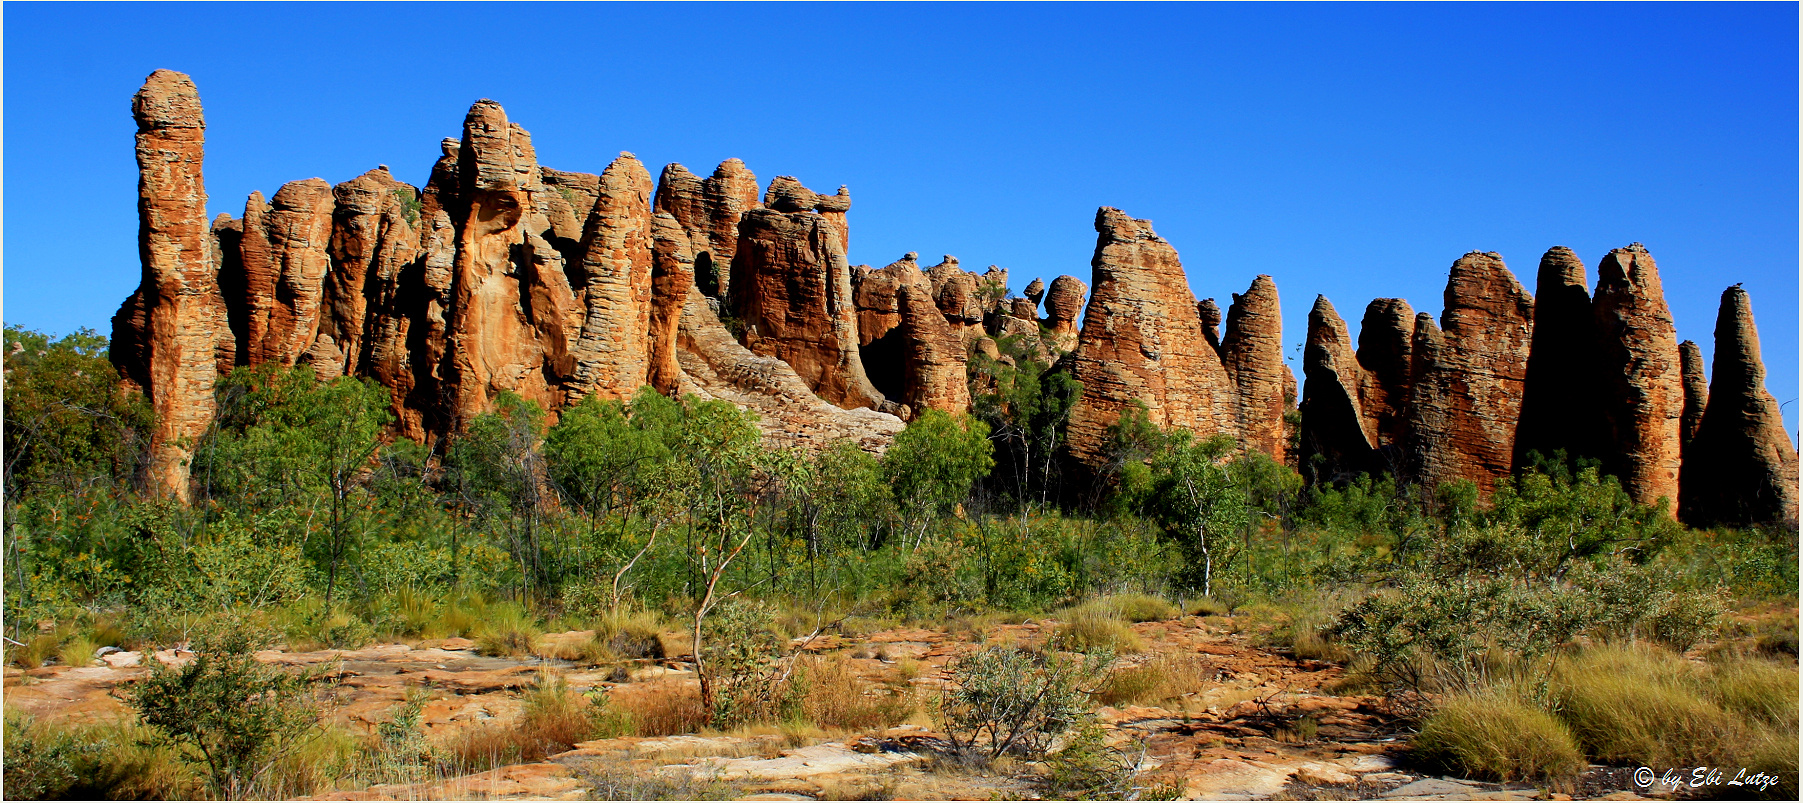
[1413,690,1586,782]
[938,645,1107,760]
[122,624,332,799]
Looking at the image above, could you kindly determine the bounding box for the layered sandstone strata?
[1592,244,1684,511]
[1297,296,1377,484]
[1402,252,1534,494]
[1065,208,1239,467]
[653,159,761,298]
[1042,275,1086,353]
[111,69,222,500]
[1678,286,1799,527]
[731,197,884,411]
[1220,276,1289,462]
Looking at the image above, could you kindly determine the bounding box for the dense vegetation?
[3,324,1797,799]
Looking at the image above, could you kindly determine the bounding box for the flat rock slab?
[684,742,925,781]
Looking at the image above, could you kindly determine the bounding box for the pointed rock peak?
[133,69,204,131]
[933,255,960,270]
[661,162,698,181]
[1310,294,1339,316]
[1245,274,1279,297]
[604,152,647,175]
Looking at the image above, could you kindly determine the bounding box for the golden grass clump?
[592,607,668,660]
[473,603,543,658]
[1052,605,1143,653]
[1412,690,1587,783]
[1096,593,1179,623]
[611,682,710,737]
[1095,652,1211,706]
[55,636,99,668]
[791,653,915,731]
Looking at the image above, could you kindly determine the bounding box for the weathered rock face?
[1043,275,1086,353]
[1679,286,1799,527]
[731,203,885,411]
[646,212,694,395]
[1401,252,1533,494]
[1023,278,1046,308]
[1220,276,1289,462]
[238,179,335,367]
[1513,246,1607,470]
[892,258,973,417]
[1065,208,1239,468]
[1678,340,1708,450]
[654,159,762,299]
[323,168,416,377]
[1354,298,1414,454]
[111,69,222,499]
[927,256,984,334]
[565,152,656,402]
[1198,299,1224,355]
[1592,243,1684,512]
[1298,296,1377,484]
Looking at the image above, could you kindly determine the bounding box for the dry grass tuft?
[791,653,916,731]
[1094,652,1211,706]
[612,683,709,737]
[1052,605,1143,653]
[1413,690,1586,782]
[1097,593,1179,623]
[474,603,543,658]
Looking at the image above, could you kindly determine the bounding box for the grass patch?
[1096,593,1179,623]
[592,607,668,659]
[1094,652,1210,706]
[1052,605,1143,653]
[1412,689,1586,783]
[791,653,915,731]
[1549,642,1796,787]
[612,683,710,737]
[473,602,543,658]
[55,635,99,668]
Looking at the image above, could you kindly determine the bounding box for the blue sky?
[5,2,1796,434]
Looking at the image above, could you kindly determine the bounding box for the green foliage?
[938,644,1109,759]
[123,624,331,799]
[1137,432,1250,597]
[2,326,156,496]
[698,597,789,728]
[391,187,421,225]
[884,410,994,542]
[968,331,1081,507]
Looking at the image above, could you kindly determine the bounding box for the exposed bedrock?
[1592,243,1684,512]
[1220,275,1291,462]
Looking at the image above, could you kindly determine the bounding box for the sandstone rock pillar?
[1220,275,1289,462]
[1298,296,1377,484]
[1064,207,1238,468]
[115,69,225,500]
[1592,243,1684,512]
[1515,246,1609,470]
[1678,286,1799,527]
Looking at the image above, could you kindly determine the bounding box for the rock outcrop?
[731,196,884,411]
[1220,276,1290,462]
[1198,299,1224,355]
[1592,244,1684,512]
[1354,298,1414,455]
[654,159,761,299]
[565,152,656,402]
[1513,247,1607,469]
[1042,275,1086,353]
[1679,286,1799,527]
[1298,297,1377,484]
[1678,340,1708,451]
[1065,208,1238,468]
[111,69,222,499]
[1401,252,1533,494]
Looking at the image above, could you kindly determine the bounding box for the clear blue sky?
[5,2,1796,435]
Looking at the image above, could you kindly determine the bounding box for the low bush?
[1,711,202,799]
[938,644,1108,760]
[518,674,631,752]
[1412,690,1586,782]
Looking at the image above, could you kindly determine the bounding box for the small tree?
[1143,432,1249,598]
[122,625,331,799]
[939,644,1109,761]
[883,410,994,548]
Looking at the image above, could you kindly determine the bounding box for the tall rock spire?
[110,69,223,500]
[1592,243,1684,512]
[1220,275,1290,462]
[1678,286,1799,527]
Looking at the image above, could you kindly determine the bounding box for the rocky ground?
[4,614,1672,801]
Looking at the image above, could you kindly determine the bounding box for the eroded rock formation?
[1592,244,1684,512]
[1298,296,1377,484]
[112,69,221,499]
[1042,275,1086,353]
[1220,276,1290,462]
[1065,208,1239,468]
[1514,247,1606,469]
[1679,340,1708,450]
[1679,286,1799,527]
[654,159,761,298]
